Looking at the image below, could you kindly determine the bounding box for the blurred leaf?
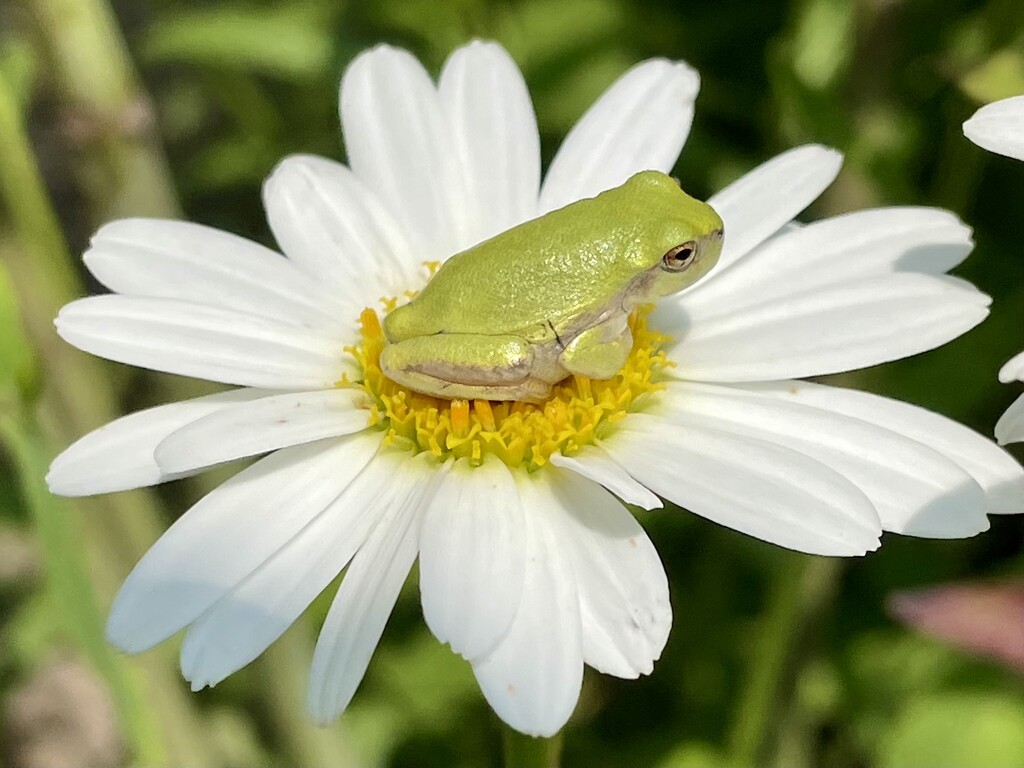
[496,0,625,69]
[0,39,39,109]
[960,46,1024,104]
[186,135,279,191]
[657,741,724,768]
[790,0,855,91]
[142,3,335,79]
[0,261,37,403]
[879,692,1024,768]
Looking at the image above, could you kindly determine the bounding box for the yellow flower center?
[343,303,672,471]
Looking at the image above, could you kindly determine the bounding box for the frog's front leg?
[559,317,633,379]
[379,333,554,402]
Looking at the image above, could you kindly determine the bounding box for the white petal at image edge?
[963,96,1024,161]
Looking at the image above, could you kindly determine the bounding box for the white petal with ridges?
[46,389,276,497]
[604,413,882,555]
[547,468,670,678]
[705,145,842,274]
[673,207,974,322]
[263,154,421,302]
[550,447,662,510]
[155,388,371,474]
[999,351,1024,383]
[340,45,465,262]
[106,433,378,653]
[472,472,583,737]
[56,295,352,389]
[85,219,346,328]
[439,41,541,246]
[657,382,989,537]
[181,451,402,690]
[666,274,989,383]
[420,457,525,661]
[996,393,1024,445]
[538,59,699,214]
[963,96,1024,161]
[756,381,1024,515]
[307,454,438,723]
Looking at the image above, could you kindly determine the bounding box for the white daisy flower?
[962,95,1024,445]
[48,41,1024,738]
[963,95,1024,161]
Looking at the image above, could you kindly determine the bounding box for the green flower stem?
[16,0,181,222]
[0,407,162,764]
[258,633,360,768]
[503,725,563,768]
[0,68,219,766]
[725,554,841,767]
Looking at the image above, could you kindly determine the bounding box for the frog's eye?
[662,241,698,272]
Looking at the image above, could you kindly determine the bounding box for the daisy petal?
[760,381,1024,515]
[548,468,670,678]
[538,59,699,214]
[999,351,1024,383]
[963,96,1024,162]
[419,457,526,661]
[604,413,882,556]
[673,207,973,319]
[181,451,399,690]
[659,382,989,537]
[340,45,464,262]
[263,155,420,302]
[666,274,990,383]
[84,219,346,328]
[439,41,541,246]
[307,455,437,723]
[56,295,352,389]
[705,145,842,273]
[996,393,1024,446]
[550,447,662,510]
[106,434,378,653]
[472,473,583,737]
[46,389,275,497]
[154,388,371,474]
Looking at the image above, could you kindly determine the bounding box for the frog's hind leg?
[558,319,633,380]
[379,333,554,402]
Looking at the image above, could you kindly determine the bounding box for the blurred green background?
[1,0,1024,766]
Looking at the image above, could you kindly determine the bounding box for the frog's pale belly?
[379,332,570,402]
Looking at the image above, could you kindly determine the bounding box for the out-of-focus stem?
[17,0,181,222]
[0,407,163,765]
[259,632,359,768]
[503,726,563,768]
[725,555,841,767]
[0,67,216,766]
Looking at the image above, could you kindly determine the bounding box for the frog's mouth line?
[337,305,674,471]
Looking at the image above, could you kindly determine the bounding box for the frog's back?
[386,171,687,340]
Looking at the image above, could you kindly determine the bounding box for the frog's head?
[619,171,724,306]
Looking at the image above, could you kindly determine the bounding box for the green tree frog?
[380,170,724,402]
